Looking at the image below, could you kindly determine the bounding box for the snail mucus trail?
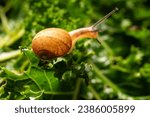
[32,8,118,60]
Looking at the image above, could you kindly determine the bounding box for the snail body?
[32,8,118,60]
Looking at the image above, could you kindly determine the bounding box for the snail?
[32,8,118,60]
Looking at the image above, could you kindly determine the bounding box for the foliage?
[0,0,150,99]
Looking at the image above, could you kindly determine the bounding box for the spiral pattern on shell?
[32,28,72,60]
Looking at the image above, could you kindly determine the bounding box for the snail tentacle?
[91,7,118,32]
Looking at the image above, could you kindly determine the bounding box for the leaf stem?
[134,95,150,100]
[88,85,101,100]
[72,78,84,100]
[99,36,114,57]
[0,6,10,34]
[44,91,73,95]
[5,28,25,47]
[91,63,133,99]
[111,65,129,73]
[93,63,121,93]
[20,60,29,72]
[0,50,21,62]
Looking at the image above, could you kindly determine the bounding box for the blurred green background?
[0,0,150,100]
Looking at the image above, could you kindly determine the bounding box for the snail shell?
[32,28,72,59]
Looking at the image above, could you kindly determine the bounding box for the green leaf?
[20,85,44,100]
[140,63,150,78]
[21,48,40,67]
[26,67,60,92]
[0,67,29,81]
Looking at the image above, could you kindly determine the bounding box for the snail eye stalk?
[92,7,119,32]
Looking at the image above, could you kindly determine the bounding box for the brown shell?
[32,28,72,59]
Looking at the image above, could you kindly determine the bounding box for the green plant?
[0,0,150,100]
